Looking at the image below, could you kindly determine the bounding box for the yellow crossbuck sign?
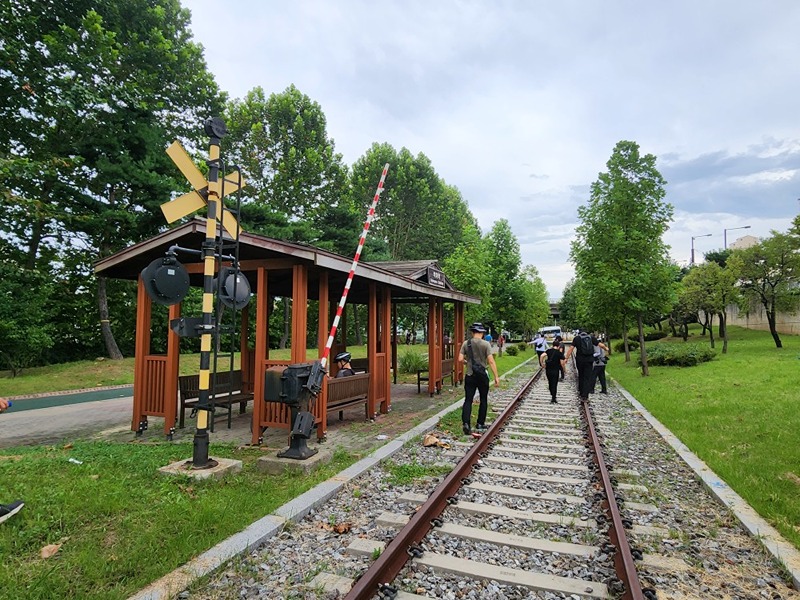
[161,141,246,239]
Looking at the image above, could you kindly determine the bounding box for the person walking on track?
[590,336,610,394]
[458,323,499,435]
[565,329,595,401]
[540,340,566,403]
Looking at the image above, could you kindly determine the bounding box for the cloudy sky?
[182,0,800,298]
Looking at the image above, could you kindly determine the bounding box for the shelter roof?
[94,218,479,305]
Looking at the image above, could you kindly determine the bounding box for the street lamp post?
[723,225,751,249]
[690,233,713,265]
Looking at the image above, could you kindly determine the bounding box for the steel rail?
[344,367,543,600]
[581,397,646,600]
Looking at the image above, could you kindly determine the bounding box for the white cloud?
[182,0,800,299]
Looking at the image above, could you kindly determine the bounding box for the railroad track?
[340,361,649,600]
[188,360,799,600]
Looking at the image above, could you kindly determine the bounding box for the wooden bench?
[325,372,371,422]
[417,358,455,395]
[178,369,254,430]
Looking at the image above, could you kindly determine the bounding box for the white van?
[538,326,562,341]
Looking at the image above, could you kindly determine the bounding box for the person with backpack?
[533,332,548,359]
[590,336,610,394]
[565,329,595,401]
[540,340,566,403]
[458,323,499,435]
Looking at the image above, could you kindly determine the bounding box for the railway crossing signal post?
[156,117,246,469]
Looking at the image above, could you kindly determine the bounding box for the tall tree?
[350,143,473,261]
[727,232,800,348]
[484,219,522,326]
[441,218,492,326]
[1,0,223,360]
[571,140,675,375]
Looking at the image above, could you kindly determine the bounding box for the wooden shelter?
[94,219,479,444]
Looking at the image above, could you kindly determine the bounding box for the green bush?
[505,345,519,356]
[398,349,428,374]
[644,331,668,341]
[639,343,715,367]
[613,339,639,353]
[517,342,527,352]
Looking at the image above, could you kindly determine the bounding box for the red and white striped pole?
[320,163,390,371]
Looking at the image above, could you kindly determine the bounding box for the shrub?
[517,342,527,352]
[505,346,519,356]
[639,343,715,367]
[398,349,428,374]
[644,331,668,341]
[613,339,639,353]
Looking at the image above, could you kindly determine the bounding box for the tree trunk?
[708,313,715,349]
[766,305,782,348]
[98,276,124,360]
[279,297,289,349]
[25,217,46,270]
[668,317,677,338]
[720,311,728,354]
[353,304,363,346]
[604,324,611,355]
[681,321,688,341]
[622,323,631,363]
[637,313,649,376]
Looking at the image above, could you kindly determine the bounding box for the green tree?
[484,219,522,326]
[728,232,800,348]
[441,219,492,326]
[350,143,473,262]
[1,0,223,361]
[511,265,551,337]
[680,262,739,353]
[571,140,675,374]
[0,261,55,375]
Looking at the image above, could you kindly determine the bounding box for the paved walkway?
[0,382,467,451]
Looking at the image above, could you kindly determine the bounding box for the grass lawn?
[0,441,356,600]
[608,325,800,552]
[0,343,537,599]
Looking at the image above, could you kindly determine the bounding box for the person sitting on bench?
[334,352,356,378]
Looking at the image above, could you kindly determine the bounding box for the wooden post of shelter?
[251,267,268,445]
[454,301,465,383]
[317,271,330,440]
[380,285,392,414]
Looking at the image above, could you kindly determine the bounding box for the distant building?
[729,235,759,250]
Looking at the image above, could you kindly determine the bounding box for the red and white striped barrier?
[320,163,390,371]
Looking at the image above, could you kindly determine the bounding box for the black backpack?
[576,332,594,357]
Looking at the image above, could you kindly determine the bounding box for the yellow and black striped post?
[191,119,226,468]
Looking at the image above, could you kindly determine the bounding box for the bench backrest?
[178,369,244,400]
[326,372,370,403]
[349,358,369,373]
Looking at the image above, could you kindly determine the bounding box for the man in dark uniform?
[458,323,500,435]
[565,329,595,401]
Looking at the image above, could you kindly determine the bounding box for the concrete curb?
[614,381,800,590]
[128,359,537,600]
